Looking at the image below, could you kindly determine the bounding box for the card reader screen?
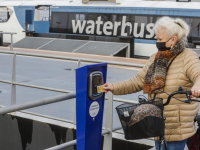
[93,74,102,85]
[88,71,104,100]
[92,74,102,94]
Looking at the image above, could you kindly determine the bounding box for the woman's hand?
[103,82,114,93]
[191,85,200,98]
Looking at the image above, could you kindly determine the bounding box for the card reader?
[88,71,104,100]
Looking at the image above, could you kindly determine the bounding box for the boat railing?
[0,32,17,50]
[42,17,51,21]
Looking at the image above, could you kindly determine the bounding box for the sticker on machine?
[89,101,100,117]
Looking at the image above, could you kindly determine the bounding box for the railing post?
[0,32,17,51]
[10,33,13,51]
[103,92,113,150]
[126,44,130,58]
[77,59,81,68]
[10,53,16,105]
[73,59,82,128]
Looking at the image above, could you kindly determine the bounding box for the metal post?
[10,34,13,51]
[10,53,16,105]
[49,6,51,21]
[73,59,82,128]
[77,59,82,68]
[103,92,113,150]
[126,44,130,58]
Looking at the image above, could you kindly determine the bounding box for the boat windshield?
[0,7,13,23]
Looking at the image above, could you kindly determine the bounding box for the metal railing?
[0,89,119,150]
[0,32,17,51]
[42,17,51,21]
[0,40,152,149]
[0,50,139,113]
[45,124,122,150]
[0,92,76,115]
[0,50,143,149]
[0,50,140,128]
[0,50,144,68]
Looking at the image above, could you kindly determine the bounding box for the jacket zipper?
[178,106,181,125]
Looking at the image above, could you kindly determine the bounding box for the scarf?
[143,39,185,94]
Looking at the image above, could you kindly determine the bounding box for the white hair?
[153,16,190,44]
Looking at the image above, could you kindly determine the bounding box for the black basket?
[116,98,164,140]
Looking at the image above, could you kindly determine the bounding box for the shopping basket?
[115,97,164,140]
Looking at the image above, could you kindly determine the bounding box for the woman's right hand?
[103,82,114,93]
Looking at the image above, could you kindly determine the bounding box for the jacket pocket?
[164,105,180,129]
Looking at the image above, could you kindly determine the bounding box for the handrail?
[0,50,145,68]
[45,125,122,150]
[0,50,138,118]
[0,92,76,115]
[42,17,50,21]
[0,79,73,93]
[0,79,138,104]
[0,32,17,51]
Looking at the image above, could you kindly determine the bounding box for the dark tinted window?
[49,12,200,41]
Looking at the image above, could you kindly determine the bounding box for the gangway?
[13,37,130,57]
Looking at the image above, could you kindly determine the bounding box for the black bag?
[116,98,164,140]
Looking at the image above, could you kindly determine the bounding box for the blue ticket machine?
[76,63,107,150]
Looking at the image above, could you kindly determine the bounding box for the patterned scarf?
[143,39,185,94]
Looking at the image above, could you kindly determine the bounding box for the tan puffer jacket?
[113,49,200,142]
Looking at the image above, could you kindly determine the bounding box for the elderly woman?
[103,16,200,150]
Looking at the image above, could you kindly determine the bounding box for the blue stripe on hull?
[135,39,156,44]
[14,6,35,30]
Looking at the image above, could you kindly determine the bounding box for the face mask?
[156,37,172,51]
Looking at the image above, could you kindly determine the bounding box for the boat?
[0,0,198,149]
[0,0,200,57]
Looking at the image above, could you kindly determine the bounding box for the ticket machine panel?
[88,71,104,100]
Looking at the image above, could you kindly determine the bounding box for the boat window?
[0,7,13,23]
[50,12,68,33]
[49,12,200,41]
[38,6,51,21]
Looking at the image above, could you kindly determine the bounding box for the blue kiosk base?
[76,63,107,150]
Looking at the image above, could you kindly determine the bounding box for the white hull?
[0,7,25,43]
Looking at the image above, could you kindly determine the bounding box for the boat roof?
[1,0,200,10]
[12,37,130,57]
